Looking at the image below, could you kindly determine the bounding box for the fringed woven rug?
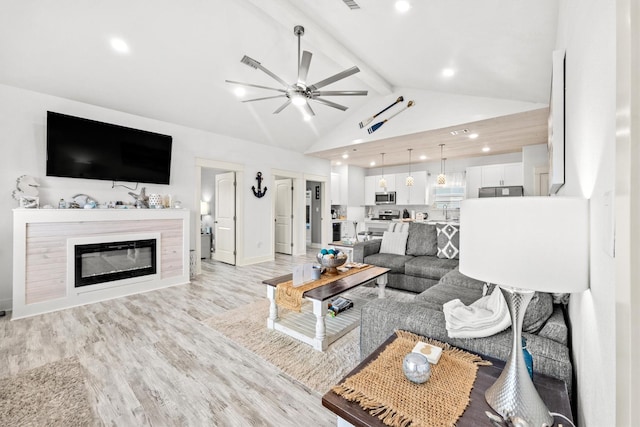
[332,330,491,427]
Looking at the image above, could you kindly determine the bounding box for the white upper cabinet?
[330,172,342,205]
[395,171,427,205]
[480,163,523,187]
[465,166,483,198]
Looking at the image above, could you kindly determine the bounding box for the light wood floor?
[0,250,355,426]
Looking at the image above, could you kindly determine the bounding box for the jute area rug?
[0,357,98,426]
[203,298,361,395]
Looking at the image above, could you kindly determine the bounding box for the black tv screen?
[46,111,173,185]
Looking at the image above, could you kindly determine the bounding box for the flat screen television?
[46,111,173,185]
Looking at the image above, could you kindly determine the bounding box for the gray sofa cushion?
[364,253,414,274]
[439,267,486,291]
[406,222,437,256]
[521,291,554,333]
[404,256,458,280]
[537,305,568,345]
[415,282,483,308]
[417,267,554,334]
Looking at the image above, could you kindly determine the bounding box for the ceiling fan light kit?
[226,25,367,117]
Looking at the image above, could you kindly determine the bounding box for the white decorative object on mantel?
[12,208,190,319]
[12,175,40,208]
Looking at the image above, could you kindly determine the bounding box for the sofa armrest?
[360,299,573,394]
[352,240,382,263]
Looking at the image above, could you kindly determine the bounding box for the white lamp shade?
[459,197,589,293]
[200,201,210,215]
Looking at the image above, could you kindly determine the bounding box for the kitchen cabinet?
[465,166,482,198]
[481,163,523,187]
[331,165,365,207]
[331,172,342,205]
[395,171,427,205]
[365,174,396,205]
[466,163,523,198]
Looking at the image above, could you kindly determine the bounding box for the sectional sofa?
[352,221,574,392]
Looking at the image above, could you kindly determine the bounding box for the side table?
[322,334,573,427]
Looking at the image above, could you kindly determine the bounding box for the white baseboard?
[238,255,274,266]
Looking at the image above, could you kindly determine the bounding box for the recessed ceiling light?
[234,87,246,97]
[442,68,456,77]
[482,146,491,152]
[110,38,130,54]
[469,133,479,139]
[395,1,411,13]
[336,161,342,165]
[370,161,376,166]
[342,153,349,159]
[419,155,427,160]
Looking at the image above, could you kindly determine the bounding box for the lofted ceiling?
[0,0,558,164]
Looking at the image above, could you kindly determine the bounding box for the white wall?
[0,83,330,310]
[522,144,549,196]
[555,0,617,425]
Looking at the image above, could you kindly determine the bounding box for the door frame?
[195,158,244,274]
[303,173,330,249]
[271,169,304,256]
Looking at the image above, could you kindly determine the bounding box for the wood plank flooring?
[0,250,366,426]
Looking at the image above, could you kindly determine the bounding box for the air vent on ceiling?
[450,129,469,136]
[342,0,361,10]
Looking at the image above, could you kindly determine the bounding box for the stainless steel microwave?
[375,192,396,205]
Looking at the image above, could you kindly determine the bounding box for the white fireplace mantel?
[13,208,190,319]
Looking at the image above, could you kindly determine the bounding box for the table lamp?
[459,197,588,426]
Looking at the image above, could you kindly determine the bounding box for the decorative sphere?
[403,353,431,384]
[320,249,328,255]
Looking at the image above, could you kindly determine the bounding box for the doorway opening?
[196,158,243,273]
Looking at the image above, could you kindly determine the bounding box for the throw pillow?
[379,231,409,255]
[436,223,460,259]
[406,222,437,256]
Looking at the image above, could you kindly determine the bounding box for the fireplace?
[74,239,157,287]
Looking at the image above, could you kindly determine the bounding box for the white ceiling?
[0,0,558,162]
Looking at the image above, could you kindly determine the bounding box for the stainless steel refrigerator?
[478,186,524,198]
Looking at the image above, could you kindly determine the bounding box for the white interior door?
[275,179,293,255]
[213,171,236,264]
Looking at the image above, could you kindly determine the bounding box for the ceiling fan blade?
[298,51,312,85]
[242,95,287,103]
[240,55,289,88]
[312,90,368,96]
[273,99,292,114]
[311,97,348,111]
[225,80,286,93]
[302,102,316,117]
[308,66,360,90]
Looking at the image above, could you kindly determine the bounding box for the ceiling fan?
[225,25,368,117]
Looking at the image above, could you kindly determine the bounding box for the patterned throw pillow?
[436,223,460,259]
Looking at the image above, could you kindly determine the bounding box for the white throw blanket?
[443,287,511,338]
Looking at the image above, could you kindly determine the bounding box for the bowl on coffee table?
[317,251,348,275]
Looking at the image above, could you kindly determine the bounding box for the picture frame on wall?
[548,49,566,194]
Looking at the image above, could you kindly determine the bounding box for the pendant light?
[405,148,414,186]
[378,153,387,188]
[437,144,447,185]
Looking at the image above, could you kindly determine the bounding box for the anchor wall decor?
[252,172,267,198]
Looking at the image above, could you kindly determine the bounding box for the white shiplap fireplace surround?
[13,208,190,319]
